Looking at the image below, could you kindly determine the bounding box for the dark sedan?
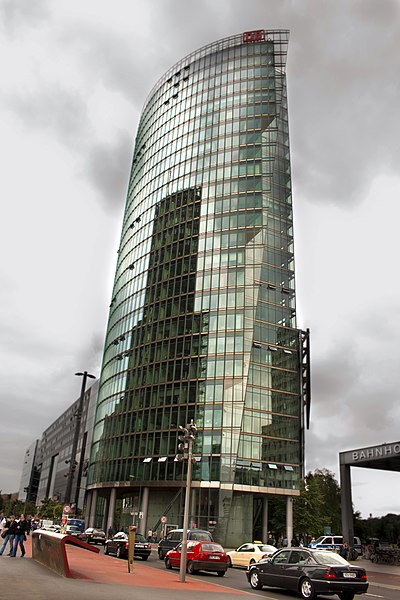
[246,548,368,600]
[81,528,106,545]
[104,532,152,560]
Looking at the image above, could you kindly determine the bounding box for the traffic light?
[176,421,197,462]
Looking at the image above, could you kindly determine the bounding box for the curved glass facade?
[89,30,306,546]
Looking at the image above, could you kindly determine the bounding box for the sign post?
[128,525,137,573]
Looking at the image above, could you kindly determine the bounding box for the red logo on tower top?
[243,30,265,43]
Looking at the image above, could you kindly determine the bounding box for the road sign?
[63,504,71,514]
[160,515,167,524]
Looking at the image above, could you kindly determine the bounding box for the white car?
[227,543,277,568]
[43,524,61,532]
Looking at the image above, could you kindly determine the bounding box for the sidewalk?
[355,557,400,590]
[0,536,247,600]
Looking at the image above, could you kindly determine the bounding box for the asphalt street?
[1,537,399,600]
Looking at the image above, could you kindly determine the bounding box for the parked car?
[81,528,106,545]
[227,542,277,567]
[246,547,368,600]
[309,536,362,557]
[104,532,152,560]
[43,524,61,532]
[158,529,213,559]
[165,540,228,576]
[65,525,82,537]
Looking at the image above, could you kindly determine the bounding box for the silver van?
[309,535,362,556]
[158,529,213,559]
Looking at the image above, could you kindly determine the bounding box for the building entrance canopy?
[340,440,400,546]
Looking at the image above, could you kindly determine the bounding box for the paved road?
[1,537,399,600]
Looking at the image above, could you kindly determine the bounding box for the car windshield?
[192,532,212,541]
[201,543,224,552]
[313,536,326,543]
[314,551,349,566]
[135,534,146,542]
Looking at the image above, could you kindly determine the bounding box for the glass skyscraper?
[87,29,310,547]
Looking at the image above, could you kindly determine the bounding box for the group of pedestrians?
[0,514,29,557]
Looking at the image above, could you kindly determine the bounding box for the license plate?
[209,556,220,560]
[136,544,144,548]
[343,572,356,578]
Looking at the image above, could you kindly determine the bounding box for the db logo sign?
[243,30,265,43]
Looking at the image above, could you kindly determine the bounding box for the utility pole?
[176,420,197,583]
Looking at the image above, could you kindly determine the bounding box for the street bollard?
[128,525,137,573]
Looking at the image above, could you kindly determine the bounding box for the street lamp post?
[176,420,197,584]
[64,371,95,505]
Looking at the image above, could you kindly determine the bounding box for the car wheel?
[158,549,164,560]
[339,594,355,600]
[227,556,232,567]
[104,545,109,555]
[217,571,225,577]
[187,560,198,575]
[165,557,172,569]
[116,547,122,559]
[249,569,263,590]
[142,555,149,561]
[300,577,315,600]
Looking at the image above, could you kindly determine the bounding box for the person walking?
[0,516,17,556]
[339,542,349,559]
[10,514,28,557]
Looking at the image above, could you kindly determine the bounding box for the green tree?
[36,498,64,521]
[294,469,341,537]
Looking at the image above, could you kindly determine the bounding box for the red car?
[165,540,228,576]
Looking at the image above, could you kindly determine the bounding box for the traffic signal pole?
[176,420,197,584]
[179,434,193,583]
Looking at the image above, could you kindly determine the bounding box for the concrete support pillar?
[139,486,149,536]
[88,489,97,528]
[106,487,117,535]
[286,496,293,548]
[262,496,269,542]
[84,490,92,524]
[340,463,354,545]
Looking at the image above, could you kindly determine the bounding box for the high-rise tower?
[87,30,310,547]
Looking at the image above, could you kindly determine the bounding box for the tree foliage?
[1,498,36,518]
[355,513,400,544]
[36,498,64,520]
[294,469,342,538]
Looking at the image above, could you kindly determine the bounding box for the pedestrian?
[10,514,28,557]
[107,526,113,539]
[26,515,32,536]
[0,515,17,556]
[339,542,349,559]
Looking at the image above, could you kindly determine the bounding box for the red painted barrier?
[32,530,100,577]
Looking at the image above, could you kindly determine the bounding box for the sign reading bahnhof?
[340,441,400,467]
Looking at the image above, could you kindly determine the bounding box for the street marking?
[366,594,384,598]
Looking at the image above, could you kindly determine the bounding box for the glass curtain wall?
[89,30,304,546]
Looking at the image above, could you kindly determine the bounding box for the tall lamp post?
[175,420,197,584]
[64,371,95,505]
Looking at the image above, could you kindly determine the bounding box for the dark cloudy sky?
[1,0,399,517]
